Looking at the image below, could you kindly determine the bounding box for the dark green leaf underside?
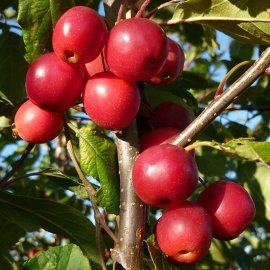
[0,191,100,264]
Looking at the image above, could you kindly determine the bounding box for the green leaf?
[17,0,74,63]
[232,246,252,270]
[171,0,270,45]
[40,168,88,198]
[79,127,120,214]
[145,235,173,270]
[0,217,25,253]
[0,91,15,119]
[209,239,236,266]
[192,138,270,165]
[22,244,91,270]
[0,191,100,264]
[50,0,75,27]
[18,0,52,63]
[0,116,11,130]
[196,147,227,178]
[247,166,270,229]
[0,31,27,103]
[229,40,255,60]
[208,240,227,265]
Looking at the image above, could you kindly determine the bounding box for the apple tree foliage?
[0,0,270,269]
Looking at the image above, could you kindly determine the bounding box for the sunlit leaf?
[17,0,74,63]
[171,0,270,45]
[249,166,270,228]
[50,0,75,27]
[191,138,270,165]
[22,244,91,270]
[79,127,119,214]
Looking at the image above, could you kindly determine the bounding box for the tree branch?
[171,47,270,147]
[112,121,147,270]
[0,143,35,184]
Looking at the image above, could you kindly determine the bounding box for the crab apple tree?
[1,1,270,270]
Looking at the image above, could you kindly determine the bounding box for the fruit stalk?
[112,121,147,270]
[171,46,270,147]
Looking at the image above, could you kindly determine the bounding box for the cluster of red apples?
[133,113,256,264]
[13,5,256,266]
[14,5,185,143]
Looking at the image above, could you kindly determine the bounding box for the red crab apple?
[14,100,64,144]
[132,144,198,208]
[155,201,212,264]
[26,52,84,112]
[264,67,270,76]
[148,37,185,85]
[105,17,168,81]
[52,6,108,64]
[152,101,193,131]
[83,71,140,130]
[198,180,256,240]
[139,127,179,152]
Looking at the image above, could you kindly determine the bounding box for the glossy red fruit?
[155,201,212,264]
[14,100,64,144]
[83,53,108,79]
[83,71,140,130]
[148,38,185,85]
[26,52,84,112]
[139,127,179,152]
[152,101,192,131]
[264,67,270,76]
[132,144,198,208]
[198,180,256,240]
[52,6,108,64]
[105,17,168,81]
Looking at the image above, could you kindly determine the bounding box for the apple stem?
[101,51,107,72]
[171,47,270,148]
[184,141,213,152]
[145,0,184,19]
[135,0,151,18]
[214,60,255,97]
[198,177,208,189]
[116,0,126,24]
